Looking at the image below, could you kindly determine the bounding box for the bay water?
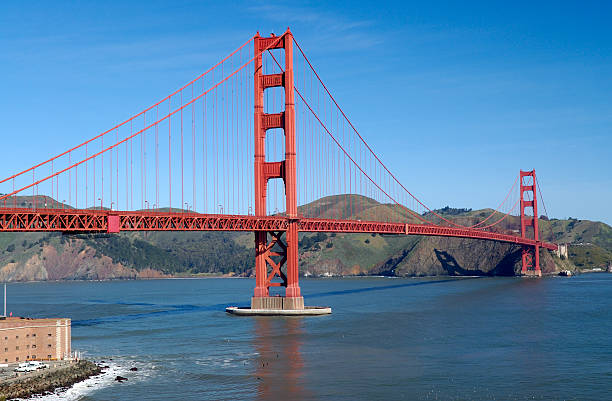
[8,274,612,400]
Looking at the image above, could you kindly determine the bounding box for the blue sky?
[1,1,611,223]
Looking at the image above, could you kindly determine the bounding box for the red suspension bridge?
[0,29,557,310]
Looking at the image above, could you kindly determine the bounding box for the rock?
[0,360,102,399]
[115,375,128,382]
[129,367,138,371]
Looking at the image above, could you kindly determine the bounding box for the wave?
[17,358,154,401]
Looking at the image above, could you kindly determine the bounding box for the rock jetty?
[0,360,101,400]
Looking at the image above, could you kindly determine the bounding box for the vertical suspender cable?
[168,100,172,210]
[192,83,196,212]
[181,90,184,211]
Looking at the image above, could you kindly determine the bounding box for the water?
[7,274,612,400]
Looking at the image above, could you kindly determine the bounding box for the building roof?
[0,317,70,330]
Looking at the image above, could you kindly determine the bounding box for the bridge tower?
[252,29,303,310]
[520,170,541,277]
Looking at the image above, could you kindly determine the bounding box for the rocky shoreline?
[0,360,101,400]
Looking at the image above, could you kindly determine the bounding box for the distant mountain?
[0,195,610,282]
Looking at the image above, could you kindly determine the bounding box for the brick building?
[0,317,71,363]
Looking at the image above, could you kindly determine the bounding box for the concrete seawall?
[0,360,101,400]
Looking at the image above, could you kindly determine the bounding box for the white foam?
[17,361,129,401]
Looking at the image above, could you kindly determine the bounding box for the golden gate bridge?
[0,29,557,311]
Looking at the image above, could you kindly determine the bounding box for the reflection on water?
[253,317,308,400]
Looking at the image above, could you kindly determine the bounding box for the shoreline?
[2,269,610,284]
[0,360,101,400]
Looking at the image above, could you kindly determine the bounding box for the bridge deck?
[0,208,557,251]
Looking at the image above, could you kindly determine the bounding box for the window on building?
[26,345,30,349]
[48,344,52,348]
[26,334,29,338]
[32,345,36,349]
[15,346,19,350]
[15,335,18,339]
[32,355,36,359]
[48,333,52,337]
[4,347,7,352]
[32,334,36,337]
[15,357,19,361]
[47,354,52,359]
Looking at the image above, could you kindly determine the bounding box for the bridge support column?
[254,231,269,297]
[284,221,302,304]
[521,245,541,277]
[249,29,305,311]
[520,170,541,277]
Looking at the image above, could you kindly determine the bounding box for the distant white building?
[555,243,569,259]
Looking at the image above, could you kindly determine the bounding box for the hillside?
[0,195,610,281]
